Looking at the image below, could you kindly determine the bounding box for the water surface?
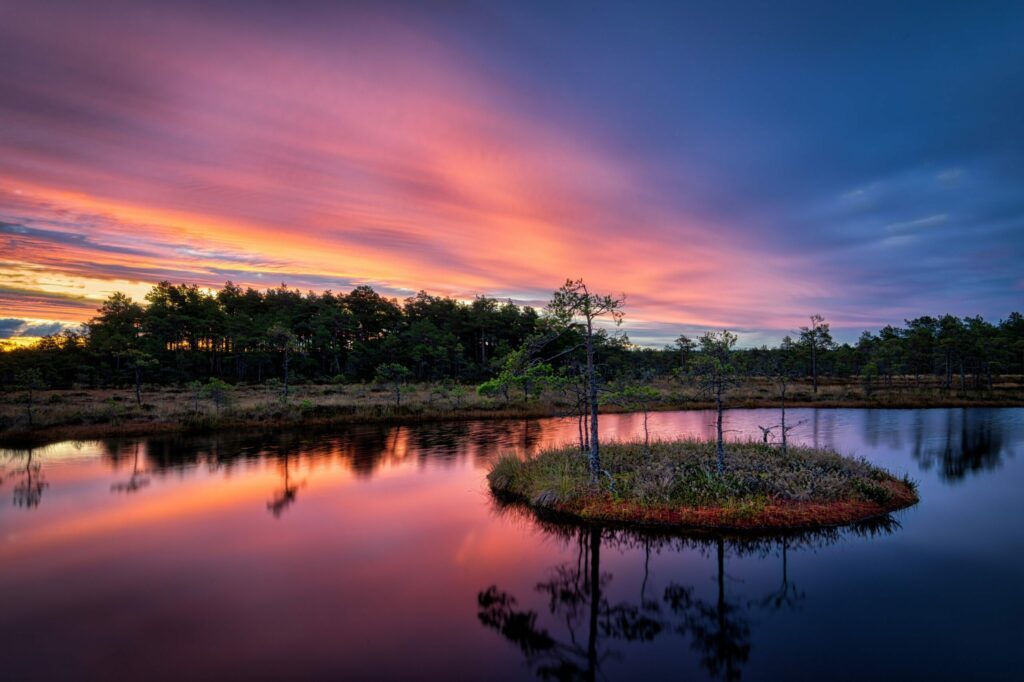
[2,408,1022,680]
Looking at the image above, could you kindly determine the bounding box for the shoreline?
[2,395,1023,448]
[487,440,921,532]
[493,481,919,532]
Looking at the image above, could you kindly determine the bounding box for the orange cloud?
[0,2,826,343]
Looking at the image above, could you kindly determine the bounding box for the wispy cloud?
[1,1,1022,345]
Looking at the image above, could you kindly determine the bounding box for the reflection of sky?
[2,1,1022,346]
[1,407,1022,678]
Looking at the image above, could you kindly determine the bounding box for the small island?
[488,439,919,530]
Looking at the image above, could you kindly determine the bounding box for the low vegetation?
[487,439,919,530]
[1,277,1021,447]
[0,375,1021,447]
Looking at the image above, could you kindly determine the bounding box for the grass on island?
[487,439,919,530]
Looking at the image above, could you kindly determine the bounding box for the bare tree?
[547,279,625,481]
[692,331,740,474]
[768,343,800,456]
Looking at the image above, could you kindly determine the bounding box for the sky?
[1,0,1022,347]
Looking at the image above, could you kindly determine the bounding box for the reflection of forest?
[99,418,561,477]
[479,512,898,681]
[908,408,1014,481]
[2,448,48,508]
[1,407,1017,511]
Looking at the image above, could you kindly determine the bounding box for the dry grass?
[1,374,1021,446]
[488,438,919,530]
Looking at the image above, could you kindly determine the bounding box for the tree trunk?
[811,342,818,394]
[715,385,725,474]
[642,408,650,457]
[134,367,142,406]
[586,320,600,479]
[780,386,787,456]
[283,350,290,399]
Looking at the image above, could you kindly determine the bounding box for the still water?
[2,408,1022,681]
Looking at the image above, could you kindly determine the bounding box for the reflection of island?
[910,408,1014,482]
[479,509,898,681]
[3,448,48,508]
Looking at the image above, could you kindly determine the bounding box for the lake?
[2,407,1022,681]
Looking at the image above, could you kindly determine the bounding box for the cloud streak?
[1,1,1021,344]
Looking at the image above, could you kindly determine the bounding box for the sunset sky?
[2,0,1022,347]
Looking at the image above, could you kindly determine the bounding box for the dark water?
[1,408,1022,681]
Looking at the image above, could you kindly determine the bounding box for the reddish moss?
[544,478,918,530]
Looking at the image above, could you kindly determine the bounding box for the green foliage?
[477,348,556,404]
[375,363,411,407]
[0,277,1021,396]
[201,377,234,414]
[14,368,45,391]
[605,384,660,409]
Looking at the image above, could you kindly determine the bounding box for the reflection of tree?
[752,538,804,612]
[5,448,48,508]
[664,538,750,681]
[267,452,304,518]
[481,503,901,681]
[479,525,662,681]
[110,442,150,494]
[911,408,1013,482]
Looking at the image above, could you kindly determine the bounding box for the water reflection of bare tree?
[3,448,48,508]
[664,537,751,681]
[110,442,151,494]
[478,525,662,681]
[751,538,804,612]
[479,505,900,681]
[267,452,305,518]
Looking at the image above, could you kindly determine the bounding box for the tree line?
[1,280,1021,398]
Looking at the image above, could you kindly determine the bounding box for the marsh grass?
[2,375,1021,446]
[488,438,916,517]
